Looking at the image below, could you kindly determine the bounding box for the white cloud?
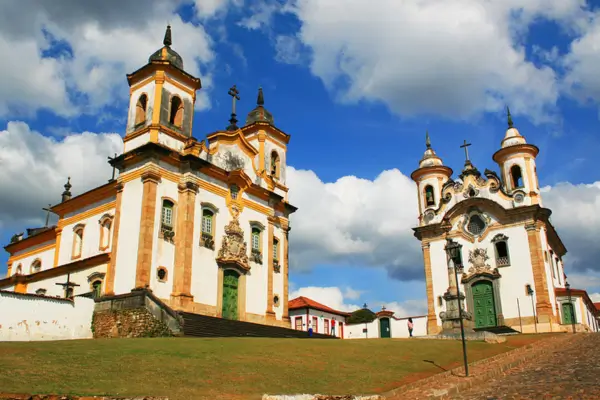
[562,11,600,107]
[289,286,362,312]
[541,181,600,273]
[194,0,243,19]
[0,122,121,227]
[278,0,589,123]
[287,166,423,280]
[590,293,600,302]
[274,35,305,65]
[288,285,427,317]
[0,1,215,118]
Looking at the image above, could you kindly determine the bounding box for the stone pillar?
[171,181,199,310]
[266,216,276,319]
[53,227,63,268]
[525,222,553,322]
[105,182,124,295]
[135,170,161,289]
[422,242,439,334]
[440,259,473,333]
[282,220,290,322]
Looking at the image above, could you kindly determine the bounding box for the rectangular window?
[273,239,279,261]
[162,206,173,227]
[295,317,302,330]
[202,214,212,235]
[312,316,318,333]
[252,230,260,251]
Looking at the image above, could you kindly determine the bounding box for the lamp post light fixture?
[565,281,576,334]
[444,238,469,377]
[526,284,537,334]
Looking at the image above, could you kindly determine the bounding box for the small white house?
[344,307,428,339]
[288,296,349,338]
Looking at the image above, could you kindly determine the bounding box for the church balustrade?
[200,232,215,250]
[250,248,263,264]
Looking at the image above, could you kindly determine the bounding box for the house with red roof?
[288,296,349,338]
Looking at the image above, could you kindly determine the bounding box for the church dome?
[419,131,444,168]
[501,108,526,148]
[148,25,184,70]
[246,88,274,126]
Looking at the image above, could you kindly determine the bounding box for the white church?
[411,115,599,334]
[1,26,294,330]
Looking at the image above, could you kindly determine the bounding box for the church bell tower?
[492,108,542,206]
[123,25,202,153]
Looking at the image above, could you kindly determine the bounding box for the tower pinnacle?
[163,25,172,47]
[426,130,431,149]
[507,106,513,128]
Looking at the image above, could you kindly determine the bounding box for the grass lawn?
[0,334,555,400]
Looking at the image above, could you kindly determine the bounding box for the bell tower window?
[424,185,435,207]
[270,151,280,179]
[135,94,148,126]
[510,165,523,189]
[169,96,184,128]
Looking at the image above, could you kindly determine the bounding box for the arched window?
[72,225,84,259]
[30,259,42,274]
[169,96,184,128]
[15,264,22,275]
[424,185,435,207]
[510,165,523,189]
[98,215,113,251]
[91,280,102,298]
[135,94,148,126]
[35,288,47,296]
[161,200,174,229]
[270,151,280,179]
[492,234,511,267]
[202,209,214,237]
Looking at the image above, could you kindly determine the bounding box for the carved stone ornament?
[462,248,499,281]
[216,210,250,272]
[463,184,480,198]
[423,210,435,224]
[514,193,524,203]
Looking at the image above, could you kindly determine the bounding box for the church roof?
[148,25,184,71]
[245,88,275,126]
[288,296,350,316]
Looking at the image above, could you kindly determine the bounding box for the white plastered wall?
[10,241,55,276]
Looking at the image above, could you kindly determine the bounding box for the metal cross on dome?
[227,85,241,131]
[460,139,472,162]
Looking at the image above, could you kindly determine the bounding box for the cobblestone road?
[453,333,600,400]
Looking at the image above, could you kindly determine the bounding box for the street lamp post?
[527,285,537,334]
[445,238,469,377]
[566,281,576,334]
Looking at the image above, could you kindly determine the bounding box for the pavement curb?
[381,333,582,399]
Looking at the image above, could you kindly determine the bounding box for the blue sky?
[1,0,600,314]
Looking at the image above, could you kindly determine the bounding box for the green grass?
[0,335,553,400]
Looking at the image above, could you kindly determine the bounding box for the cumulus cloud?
[0,0,215,118]
[289,285,427,316]
[287,166,423,280]
[0,122,121,228]
[275,0,590,123]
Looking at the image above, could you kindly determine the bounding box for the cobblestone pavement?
[453,333,600,400]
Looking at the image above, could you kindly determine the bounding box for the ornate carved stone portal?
[216,207,250,272]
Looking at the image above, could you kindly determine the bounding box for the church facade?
[1,26,295,328]
[412,113,599,334]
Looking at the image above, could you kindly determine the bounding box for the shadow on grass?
[423,359,448,372]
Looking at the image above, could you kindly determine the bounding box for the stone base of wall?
[0,395,167,400]
[92,308,174,338]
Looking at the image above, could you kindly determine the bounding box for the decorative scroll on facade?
[461,248,500,282]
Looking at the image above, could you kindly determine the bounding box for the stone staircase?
[180,312,338,339]
[474,325,521,335]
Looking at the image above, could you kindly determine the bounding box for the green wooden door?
[472,281,497,328]
[562,303,575,324]
[222,270,239,320]
[379,318,391,338]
